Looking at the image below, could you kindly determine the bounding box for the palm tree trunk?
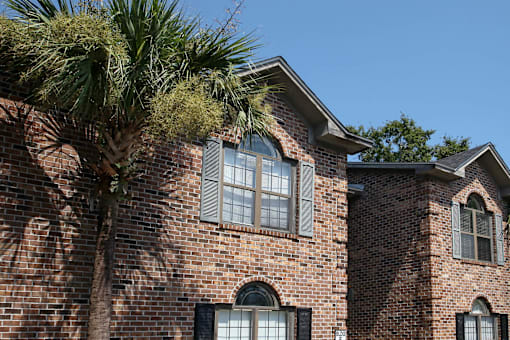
[87,192,119,340]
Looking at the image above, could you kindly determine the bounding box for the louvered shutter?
[496,214,505,265]
[297,308,312,340]
[452,201,461,259]
[200,138,222,223]
[299,162,314,237]
[194,303,215,340]
[501,314,509,340]
[456,313,464,340]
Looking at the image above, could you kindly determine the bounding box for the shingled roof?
[348,143,510,198]
[436,143,493,170]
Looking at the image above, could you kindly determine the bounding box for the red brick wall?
[426,161,509,339]
[348,162,509,340]
[0,98,97,338]
[0,90,349,339]
[347,169,434,340]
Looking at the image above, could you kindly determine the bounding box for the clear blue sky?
[1,0,508,162]
[185,0,510,163]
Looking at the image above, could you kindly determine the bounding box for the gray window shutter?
[297,308,312,340]
[194,303,215,340]
[299,162,314,237]
[501,314,508,340]
[452,201,461,259]
[456,313,464,340]
[200,138,222,223]
[496,214,505,265]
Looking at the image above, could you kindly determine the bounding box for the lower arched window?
[462,299,497,340]
[216,282,290,339]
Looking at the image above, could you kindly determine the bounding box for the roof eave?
[238,57,374,154]
[415,166,462,181]
[348,162,461,181]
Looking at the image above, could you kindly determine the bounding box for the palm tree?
[0,0,272,338]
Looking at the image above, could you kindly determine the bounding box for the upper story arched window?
[460,194,492,262]
[222,134,295,231]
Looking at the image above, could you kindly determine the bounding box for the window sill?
[460,258,498,267]
[218,223,300,240]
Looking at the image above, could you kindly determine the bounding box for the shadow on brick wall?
[0,101,97,338]
[110,140,197,339]
[0,100,194,338]
[346,172,433,339]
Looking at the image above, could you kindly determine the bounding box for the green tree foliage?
[433,135,471,160]
[0,1,273,338]
[348,114,471,162]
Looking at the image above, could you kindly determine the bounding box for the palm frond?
[6,0,74,22]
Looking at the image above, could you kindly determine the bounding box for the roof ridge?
[435,143,491,170]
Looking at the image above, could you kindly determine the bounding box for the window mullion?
[253,309,259,340]
[477,315,481,340]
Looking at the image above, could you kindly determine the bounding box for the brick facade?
[348,161,509,339]
[0,83,350,338]
[2,61,509,340]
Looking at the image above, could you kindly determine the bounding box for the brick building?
[0,57,373,339]
[2,55,510,340]
[348,143,510,340]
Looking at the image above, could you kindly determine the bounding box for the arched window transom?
[239,135,281,159]
[235,282,279,307]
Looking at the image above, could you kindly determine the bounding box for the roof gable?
[437,143,510,196]
[348,143,510,198]
[238,57,373,154]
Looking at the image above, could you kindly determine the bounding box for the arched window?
[222,134,294,231]
[235,282,280,307]
[463,299,496,340]
[460,194,493,262]
[216,282,289,339]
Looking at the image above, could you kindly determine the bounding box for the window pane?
[262,159,273,192]
[257,311,287,340]
[272,175,280,193]
[225,148,236,166]
[464,316,477,340]
[477,237,492,262]
[461,234,475,259]
[261,194,290,230]
[481,316,494,340]
[461,209,473,233]
[262,158,291,195]
[242,291,271,306]
[476,213,491,236]
[472,299,490,315]
[224,149,256,188]
[467,196,483,210]
[217,310,252,340]
[223,187,254,225]
[240,135,280,158]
